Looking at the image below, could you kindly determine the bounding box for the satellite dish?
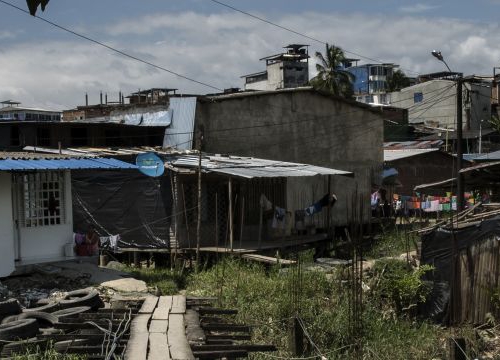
[136,152,164,177]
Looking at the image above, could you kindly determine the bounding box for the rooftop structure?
[0,101,61,122]
[241,44,310,91]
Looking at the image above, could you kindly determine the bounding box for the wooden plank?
[124,314,151,360]
[168,313,195,360]
[139,296,159,314]
[149,319,169,333]
[153,296,173,320]
[241,253,296,265]
[170,295,186,314]
[148,333,171,360]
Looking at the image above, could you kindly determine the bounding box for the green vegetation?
[125,229,485,359]
[11,345,85,359]
[125,267,185,295]
[310,43,355,98]
[185,258,448,359]
[365,227,418,259]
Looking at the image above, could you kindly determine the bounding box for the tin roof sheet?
[168,155,352,179]
[384,148,438,162]
[0,157,137,171]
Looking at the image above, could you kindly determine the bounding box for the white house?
[0,153,137,277]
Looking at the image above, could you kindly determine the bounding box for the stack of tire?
[0,288,104,358]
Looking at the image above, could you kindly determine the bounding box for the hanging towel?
[260,194,273,211]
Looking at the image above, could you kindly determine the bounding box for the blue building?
[343,60,398,105]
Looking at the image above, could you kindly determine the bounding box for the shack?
[0,152,137,277]
[166,154,353,253]
[421,216,500,324]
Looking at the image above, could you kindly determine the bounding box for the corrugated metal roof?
[163,97,197,150]
[0,157,137,171]
[168,155,352,179]
[383,140,443,149]
[384,148,438,162]
[468,150,500,161]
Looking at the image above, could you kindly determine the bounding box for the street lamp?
[431,50,464,211]
[431,50,452,73]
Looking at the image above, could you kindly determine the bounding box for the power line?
[209,0,420,76]
[0,0,223,92]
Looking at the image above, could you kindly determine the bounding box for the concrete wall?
[195,88,384,223]
[18,171,73,263]
[0,173,16,277]
[388,80,491,131]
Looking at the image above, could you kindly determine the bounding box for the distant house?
[387,73,491,133]
[384,147,461,195]
[0,152,136,277]
[0,100,61,122]
[344,61,400,105]
[0,93,196,150]
[241,44,310,91]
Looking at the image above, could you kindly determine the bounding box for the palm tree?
[386,69,410,92]
[310,43,355,98]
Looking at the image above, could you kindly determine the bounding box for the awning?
[168,154,353,179]
[0,158,137,171]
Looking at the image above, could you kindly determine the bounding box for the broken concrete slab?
[101,278,148,293]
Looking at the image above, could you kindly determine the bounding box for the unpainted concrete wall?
[195,89,384,223]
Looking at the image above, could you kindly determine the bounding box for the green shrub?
[371,259,433,313]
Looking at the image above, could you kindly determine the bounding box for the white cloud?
[1,11,500,110]
[0,31,16,40]
[399,3,441,13]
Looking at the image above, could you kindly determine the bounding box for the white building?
[0,153,136,277]
[0,100,61,122]
[241,44,309,91]
[388,75,491,132]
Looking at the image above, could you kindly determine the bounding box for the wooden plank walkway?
[125,295,195,360]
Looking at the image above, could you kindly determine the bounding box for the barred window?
[14,172,66,227]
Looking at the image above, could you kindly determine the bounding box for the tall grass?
[186,258,450,359]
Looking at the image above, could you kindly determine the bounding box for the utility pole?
[196,131,203,272]
[456,78,464,211]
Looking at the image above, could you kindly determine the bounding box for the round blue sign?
[136,152,165,177]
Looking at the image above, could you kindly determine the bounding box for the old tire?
[1,315,19,324]
[0,299,22,318]
[60,289,103,310]
[52,306,91,319]
[23,301,60,313]
[18,311,58,328]
[0,319,39,341]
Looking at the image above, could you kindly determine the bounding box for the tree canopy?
[386,69,411,92]
[310,43,355,98]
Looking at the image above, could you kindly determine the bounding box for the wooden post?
[181,183,191,249]
[215,192,218,251]
[239,196,245,251]
[327,175,332,236]
[289,316,304,356]
[229,178,234,252]
[196,137,202,272]
[258,205,263,250]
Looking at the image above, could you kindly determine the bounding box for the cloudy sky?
[0,0,500,110]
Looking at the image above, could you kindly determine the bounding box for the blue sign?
[136,152,164,177]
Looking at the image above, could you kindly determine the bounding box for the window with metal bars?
[13,172,66,227]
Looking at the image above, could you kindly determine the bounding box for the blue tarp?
[0,158,138,171]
